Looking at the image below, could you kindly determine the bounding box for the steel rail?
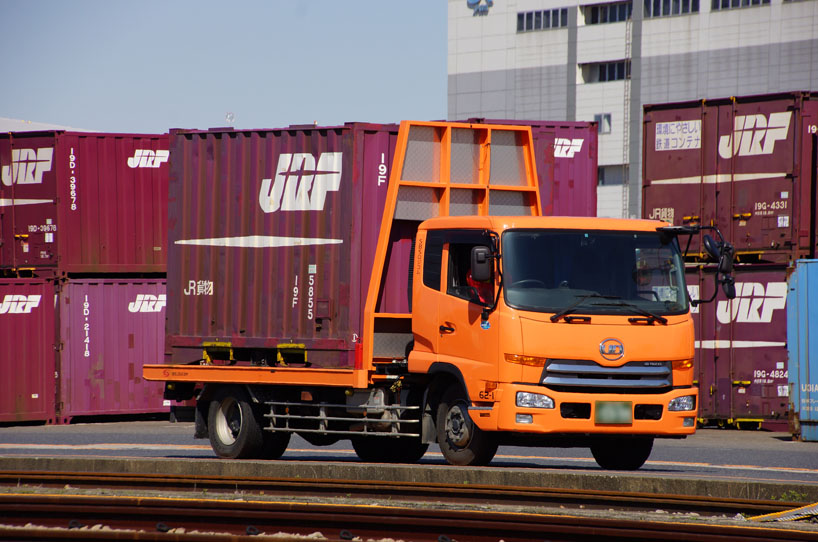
[0,492,816,542]
[0,469,799,517]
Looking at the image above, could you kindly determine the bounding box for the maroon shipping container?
[464,119,598,217]
[687,265,790,428]
[56,278,167,423]
[0,279,56,423]
[0,278,166,424]
[0,131,169,276]
[643,92,818,263]
[167,123,399,366]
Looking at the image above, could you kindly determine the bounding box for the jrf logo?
[128,294,166,313]
[0,294,41,314]
[718,112,791,159]
[716,282,787,324]
[127,149,169,168]
[1,148,54,186]
[554,138,584,158]
[258,152,342,213]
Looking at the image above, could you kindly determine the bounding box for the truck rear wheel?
[590,436,654,470]
[436,386,498,466]
[261,430,291,460]
[207,387,264,459]
[351,436,429,463]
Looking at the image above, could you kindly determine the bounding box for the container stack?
[642,91,818,429]
[0,131,169,424]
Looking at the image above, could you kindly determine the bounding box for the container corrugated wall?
[167,124,399,366]
[0,131,169,275]
[688,265,790,428]
[787,260,818,441]
[643,91,818,263]
[0,278,167,424]
[464,118,598,217]
[57,279,167,422]
[0,279,56,423]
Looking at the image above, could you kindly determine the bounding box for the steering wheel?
[510,279,547,289]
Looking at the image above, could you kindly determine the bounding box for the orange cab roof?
[419,215,670,233]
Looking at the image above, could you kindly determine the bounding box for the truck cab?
[409,215,697,468]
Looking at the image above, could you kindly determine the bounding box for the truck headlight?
[516,391,555,409]
[668,395,696,411]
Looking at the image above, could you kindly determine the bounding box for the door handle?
[439,325,455,333]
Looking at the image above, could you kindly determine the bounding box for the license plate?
[595,401,633,424]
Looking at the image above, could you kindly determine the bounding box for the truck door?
[437,231,500,396]
[410,231,443,359]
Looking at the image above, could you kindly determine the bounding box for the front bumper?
[469,382,698,436]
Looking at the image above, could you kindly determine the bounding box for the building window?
[597,165,626,185]
[594,61,631,82]
[595,114,612,134]
[644,0,699,16]
[711,0,768,10]
[581,61,631,84]
[586,1,633,24]
[516,8,569,32]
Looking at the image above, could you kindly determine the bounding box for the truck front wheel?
[590,436,654,470]
[436,386,498,466]
[207,387,265,459]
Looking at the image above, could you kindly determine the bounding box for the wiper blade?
[550,294,621,322]
[591,302,669,325]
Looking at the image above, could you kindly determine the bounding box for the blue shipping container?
[787,260,818,441]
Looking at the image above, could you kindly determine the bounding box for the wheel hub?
[215,397,241,445]
[445,403,472,448]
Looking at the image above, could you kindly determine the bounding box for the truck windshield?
[502,229,688,316]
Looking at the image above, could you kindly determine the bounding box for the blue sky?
[1,1,447,133]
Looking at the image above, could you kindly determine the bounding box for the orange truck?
[144,120,734,470]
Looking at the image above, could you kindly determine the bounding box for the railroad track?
[1,492,817,542]
[0,470,799,516]
[1,471,816,541]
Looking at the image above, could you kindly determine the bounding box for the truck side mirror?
[668,225,736,306]
[703,233,734,274]
[471,246,492,282]
[703,234,720,261]
[718,243,734,275]
[722,277,736,299]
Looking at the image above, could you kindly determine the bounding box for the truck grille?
[541,359,672,391]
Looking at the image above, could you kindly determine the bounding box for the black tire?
[207,387,265,459]
[351,435,429,463]
[261,430,291,459]
[590,436,654,470]
[436,386,498,466]
[393,438,430,463]
[351,436,382,462]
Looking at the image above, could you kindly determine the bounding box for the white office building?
[448,0,818,217]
